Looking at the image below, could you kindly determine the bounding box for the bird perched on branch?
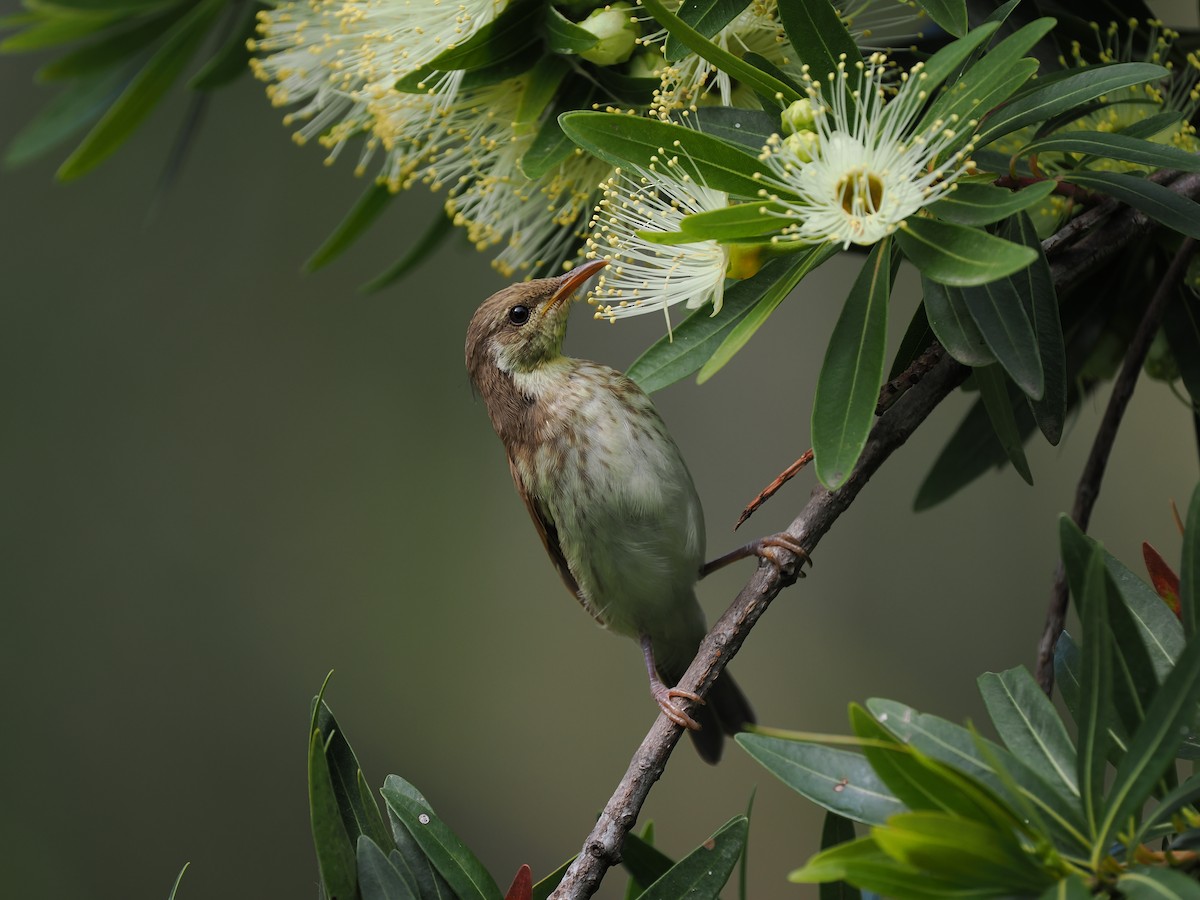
[465,259,805,763]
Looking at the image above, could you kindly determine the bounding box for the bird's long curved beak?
[543,258,608,318]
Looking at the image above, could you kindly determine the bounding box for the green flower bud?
[1144,328,1180,382]
[781,98,819,135]
[783,130,820,163]
[578,3,638,66]
[624,48,663,80]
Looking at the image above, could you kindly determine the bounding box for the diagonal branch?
[547,171,1200,900]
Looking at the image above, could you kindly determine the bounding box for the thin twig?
[1035,235,1198,695]
[734,449,813,530]
[548,172,1200,900]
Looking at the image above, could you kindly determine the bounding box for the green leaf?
[56,0,223,181]
[4,62,130,167]
[520,78,595,179]
[532,858,573,900]
[688,106,780,152]
[916,22,1001,98]
[866,698,1089,849]
[1055,630,1132,757]
[383,778,456,900]
[621,823,672,899]
[309,729,358,900]
[640,0,801,105]
[1060,170,1200,239]
[638,816,747,900]
[0,12,117,51]
[929,182,1058,227]
[775,0,858,85]
[189,0,259,90]
[812,239,892,489]
[1075,540,1113,838]
[306,181,395,274]
[960,274,1043,399]
[913,0,967,36]
[1137,773,1200,840]
[664,0,752,62]
[1099,627,1200,853]
[36,8,180,81]
[1004,212,1065,444]
[1037,874,1093,900]
[887,301,934,381]
[393,0,541,87]
[627,254,820,392]
[977,667,1079,799]
[361,214,455,294]
[381,780,503,900]
[697,242,836,383]
[736,733,907,826]
[24,0,175,15]
[978,62,1170,145]
[677,201,787,240]
[1181,484,1200,640]
[542,6,597,54]
[559,110,779,199]
[359,835,420,900]
[1165,286,1200,410]
[1020,130,1200,173]
[921,277,994,367]
[918,18,1053,138]
[819,812,861,900]
[166,862,189,900]
[871,812,1053,893]
[897,217,1036,287]
[790,835,997,899]
[975,365,1033,483]
[1119,867,1200,899]
[513,56,570,135]
[311,700,393,853]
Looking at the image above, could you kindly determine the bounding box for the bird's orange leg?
[701,533,811,579]
[641,635,702,731]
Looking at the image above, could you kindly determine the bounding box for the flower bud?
[781,98,819,135]
[624,48,663,80]
[579,3,638,66]
[783,129,820,163]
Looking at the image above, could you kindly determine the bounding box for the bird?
[465,258,806,763]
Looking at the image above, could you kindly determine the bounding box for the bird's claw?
[653,684,703,731]
[752,532,811,579]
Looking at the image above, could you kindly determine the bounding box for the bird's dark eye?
[508,305,530,326]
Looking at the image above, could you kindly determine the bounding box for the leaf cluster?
[739,485,1200,898]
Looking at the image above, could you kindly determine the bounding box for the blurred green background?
[2,9,1198,895]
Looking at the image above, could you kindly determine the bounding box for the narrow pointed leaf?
[5,62,130,167]
[621,825,674,892]
[1020,130,1200,172]
[678,201,787,240]
[382,780,503,900]
[819,811,861,900]
[915,22,1001,95]
[1138,773,1200,840]
[929,182,1057,227]
[688,106,780,152]
[189,0,259,89]
[1005,212,1065,443]
[520,77,595,178]
[1075,541,1113,837]
[309,729,358,900]
[887,301,935,381]
[897,217,1036,287]
[1038,875,1093,900]
[696,242,836,383]
[977,667,1079,798]
[559,110,782,199]
[306,182,395,273]
[813,239,891,489]
[627,252,822,392]
[977,62,1169,145]
[961,274,1043,399]
[393,0,541,86]
[1118,868,1200,899]
[974,364,1033,483]
[361,214,456,293]
[775,0,858,84]
[382,779,455,900]
[56,0,223,181]
[36,9,179,81]
[664,0,753,62]
[167,862,189,900]
[359,835,420,900]
[921,277,994,367]
[1182,484,1200,640]
[1061,170,1200,239]
[0,13,116,51]
[914,0,967,36]
[737,733,906,826]
[505,865,533,900]
[532,858,574,900]
[789,836,987,898]
[1164,286,1200,408]
[640,0,800,104]
[543,6,598,54]
[637,816,747,900]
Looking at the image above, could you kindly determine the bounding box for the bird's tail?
[687,669,755,764]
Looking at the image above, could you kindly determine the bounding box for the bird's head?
[465,259,607,382]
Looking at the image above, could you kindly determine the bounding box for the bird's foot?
[652,683,703,731]
[641,634,703,731]
[701,532,811,580]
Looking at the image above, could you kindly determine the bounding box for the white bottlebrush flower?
[250,0,507,166]
[584,165,731,327]
[759,53,975,248]
[837,0,927,51]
